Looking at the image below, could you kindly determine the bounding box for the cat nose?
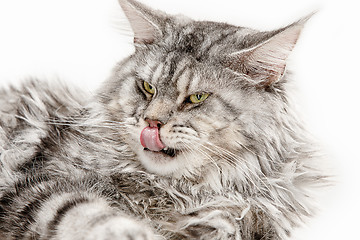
[145,118,163,128]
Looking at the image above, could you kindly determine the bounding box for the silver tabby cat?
[0,0,326,239]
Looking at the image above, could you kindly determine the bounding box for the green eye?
[143,81,155,95]
[189,93,209,103]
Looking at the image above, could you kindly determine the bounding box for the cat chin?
[136,148,191,177]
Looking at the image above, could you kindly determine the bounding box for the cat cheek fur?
[0,0,328,239]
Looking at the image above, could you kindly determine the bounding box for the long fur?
[0,0,327,239]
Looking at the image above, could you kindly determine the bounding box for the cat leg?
[171,208,276,240]
[169,209,240,240]
[49,196,155,240]
[0,174,157,240]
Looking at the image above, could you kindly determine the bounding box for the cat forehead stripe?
[176,68,193,105]
[151,62,164,85]
[0,0,327,239]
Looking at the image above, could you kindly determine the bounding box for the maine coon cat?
[0,0,326,239]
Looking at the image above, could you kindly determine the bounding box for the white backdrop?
[0,0,359,239]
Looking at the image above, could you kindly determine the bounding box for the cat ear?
[223,17,310,86]
[118,0,164,45]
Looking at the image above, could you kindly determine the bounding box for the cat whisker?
[197,141,275,198]
[46,118,128,129]
[232,132,280,166]
[181,141,222,175]
[210,144,288,203]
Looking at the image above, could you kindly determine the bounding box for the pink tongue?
[140,127,166,152]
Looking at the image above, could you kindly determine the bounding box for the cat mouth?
[143,147,178,157]
[140,126,179,157]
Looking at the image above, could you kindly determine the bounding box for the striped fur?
[0,0,327,239]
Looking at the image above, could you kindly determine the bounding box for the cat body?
[0,0,325,239]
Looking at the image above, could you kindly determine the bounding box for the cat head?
[100,0,309,178]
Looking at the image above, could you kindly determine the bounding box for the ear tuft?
[223,18,310,86]
[118,0,163,45]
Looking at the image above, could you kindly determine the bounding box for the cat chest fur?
[0,0,327,239]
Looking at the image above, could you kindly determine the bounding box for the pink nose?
[145,119,162,128]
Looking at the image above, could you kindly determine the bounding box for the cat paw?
[179,210,238,240]
[85,215,155,240]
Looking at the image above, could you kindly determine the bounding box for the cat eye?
[189,93,209,104]
[143,81,155,95]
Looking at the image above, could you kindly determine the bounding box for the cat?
[0,0,327,239]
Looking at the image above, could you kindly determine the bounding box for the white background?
[0,0,359,239]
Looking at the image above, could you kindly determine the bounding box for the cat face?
[114,52,252,177]
[101,0,306,177]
